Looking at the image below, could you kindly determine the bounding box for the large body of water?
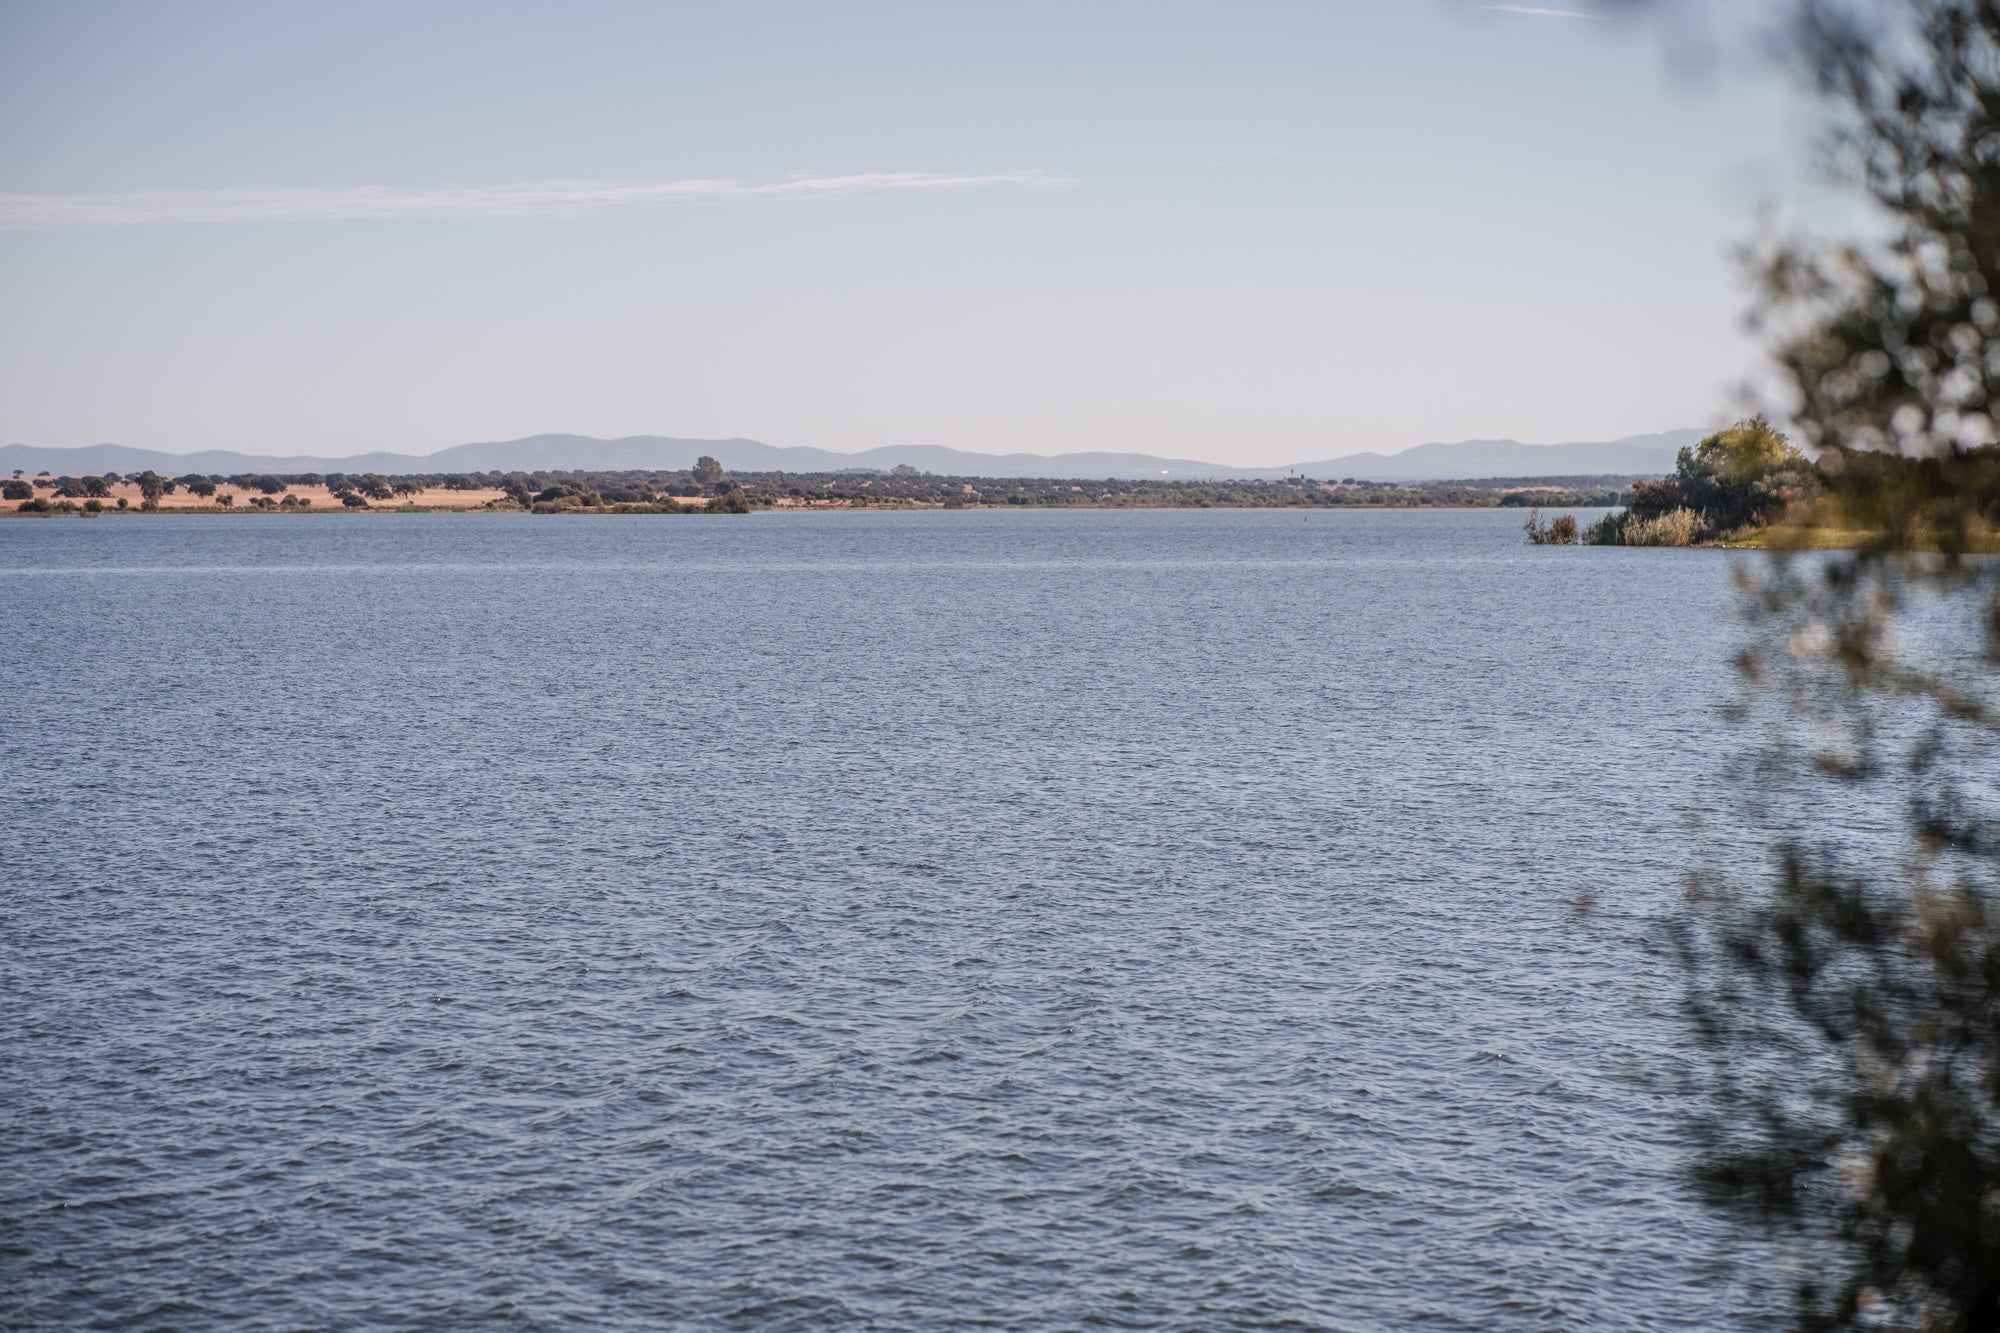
[3,509,1771,1330]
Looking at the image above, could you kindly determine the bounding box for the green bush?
[1587,419,1816,545]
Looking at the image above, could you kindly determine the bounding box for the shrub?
[16,497,50,513]
[1,480,30,501]
[1523,509,1580,545]
[1624,507,1701,547]
[83,498,103,513]
[534,488,607,511]
[706,489,752,514]
[341,492,368,508]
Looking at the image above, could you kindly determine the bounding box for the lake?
[1,509,1771,1330]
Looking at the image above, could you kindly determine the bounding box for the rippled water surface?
[3,510,1767,1330]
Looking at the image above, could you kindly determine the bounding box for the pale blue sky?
[0,0,1817,464]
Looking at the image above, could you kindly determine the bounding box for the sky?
[0,0,1826,465]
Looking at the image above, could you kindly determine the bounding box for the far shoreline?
[3,478,1632,519]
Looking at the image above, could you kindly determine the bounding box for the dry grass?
[9,481,509,512]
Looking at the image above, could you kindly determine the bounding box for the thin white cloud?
[0,170,1067,229]
[1475,4,1607,17]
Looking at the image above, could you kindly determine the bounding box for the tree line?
[7,457,1639,514]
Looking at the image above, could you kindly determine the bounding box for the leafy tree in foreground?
[1681,2,2000,1329]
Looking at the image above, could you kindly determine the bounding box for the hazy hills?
[0,429,1703,483]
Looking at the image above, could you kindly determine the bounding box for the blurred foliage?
[1679,3,2000,1329]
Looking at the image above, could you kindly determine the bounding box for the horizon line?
[0,430,1700,471]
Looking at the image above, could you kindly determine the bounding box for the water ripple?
[2,509,1768,1330]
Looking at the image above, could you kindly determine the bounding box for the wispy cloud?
[0,170,1067,229]
[1475,4,1607,17]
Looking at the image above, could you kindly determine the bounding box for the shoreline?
[3,478,1627,518]
[4,500,1622,516]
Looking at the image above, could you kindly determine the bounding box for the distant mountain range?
[0,429,1704,483]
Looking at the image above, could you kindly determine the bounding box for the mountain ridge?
[0,429,1706,483]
